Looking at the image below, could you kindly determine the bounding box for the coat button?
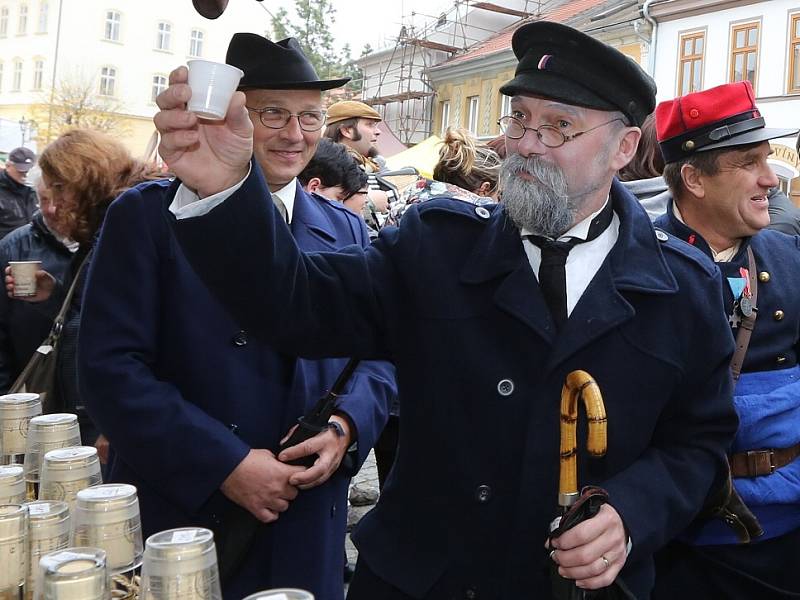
[777,355,787,365]
[475,485,492,503]
[464,588,478,599]
[689,108,700,118]
[475,206,490,219]
[232,330,248,346]
[759,271,770,283]
[774,310,784,321]
[497,379,514,396]
[655,230,668,242]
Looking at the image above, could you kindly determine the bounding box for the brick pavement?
[346,449,380,565]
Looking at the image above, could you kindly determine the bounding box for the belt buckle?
[746,449,776,476]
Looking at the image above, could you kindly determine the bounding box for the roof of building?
[438,0,613,68]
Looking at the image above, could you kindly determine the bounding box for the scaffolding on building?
[362,0,550,144]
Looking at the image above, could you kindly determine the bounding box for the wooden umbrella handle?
[559,370,607,509]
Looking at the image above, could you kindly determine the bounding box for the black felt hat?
[499,21,656,127]
[226,33,350,91]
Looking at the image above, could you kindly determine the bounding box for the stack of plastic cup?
[71,484,143,575]
[0,393,42,465]
[39,447,102,511]
[0,504,29,599]
[140,527,222,600]
[25,501,70,600]
[243,590,315,599]
[24,415,81,501]
[37,547,109,600]
[0,464,26,504]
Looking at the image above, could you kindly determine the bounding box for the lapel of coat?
[461,210,557,344]
[460,181,680,365]
[290,183,339,248]
[546,180,680,370]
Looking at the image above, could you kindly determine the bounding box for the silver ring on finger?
[601,555,610,571]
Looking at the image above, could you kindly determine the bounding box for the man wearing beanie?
[158,21,736,599]
[78,33,395,599]
[652,81,800,599]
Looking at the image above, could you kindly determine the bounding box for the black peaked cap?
[499,21,656,127]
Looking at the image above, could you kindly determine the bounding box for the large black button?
[475,485,492,504]
[232,330,248,346]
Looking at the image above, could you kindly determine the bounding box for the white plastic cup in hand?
[8,260,42,296]
[186,60,244,120]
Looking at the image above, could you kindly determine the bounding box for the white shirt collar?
[520,196,611,241]
[274,179,297,223]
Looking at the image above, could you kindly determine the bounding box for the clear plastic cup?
[0,464,25,504]
[39,447,102,511]
[37,547,109,600]
[243,590,315,600]
[0,392,43,463]
[140,527,221,600]
[71,484,143,575]
[9,261,42,297]
[186,59,244,120]
[26,501,71,599]
[24,414,82,493]
[0,504,28,592]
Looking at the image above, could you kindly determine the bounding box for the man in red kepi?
[652,81,800,598]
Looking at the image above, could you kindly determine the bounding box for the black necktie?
[526,201,614,331]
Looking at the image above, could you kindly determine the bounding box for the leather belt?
[729,443,800,478]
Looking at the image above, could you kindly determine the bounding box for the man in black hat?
[77,33,395,599]
[0,147,38,240]
[651,81,800,599]
[154,21,736,599]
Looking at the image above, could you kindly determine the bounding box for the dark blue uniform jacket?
[77,179,396,600]
[172,166,738,600]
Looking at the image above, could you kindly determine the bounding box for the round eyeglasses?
[497,116,626,148]
[246,106,327,132]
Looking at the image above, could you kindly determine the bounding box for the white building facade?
[647,0,800,196]
[0,0,270,156]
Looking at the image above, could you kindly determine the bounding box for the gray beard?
[500,153,576,238]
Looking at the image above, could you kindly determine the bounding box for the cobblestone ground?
[346,449,380,565]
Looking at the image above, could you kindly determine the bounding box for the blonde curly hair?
[433,127,502,195]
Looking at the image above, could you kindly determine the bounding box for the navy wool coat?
[77,179,396,600]
[171,166,738,600]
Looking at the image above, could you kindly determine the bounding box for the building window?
[104,10,120,41]
[152,74,167,102]
[440,100,450,136]
[12,59,22,91]
[99,65,116,96]
[156,21,171,51]
[789,14,800,93]
[730,21,759,87]
[0,7,7,37]
[18,3,27,34]
[467,95,480,135]
[677,30,705,95]
[189,29,203,57]
[0,62,4,92]
[499,94,512,132]
[37,0,47,32]
[32,58,43,89]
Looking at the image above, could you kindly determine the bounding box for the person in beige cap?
[324,100,383,172]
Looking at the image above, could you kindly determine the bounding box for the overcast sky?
[252,0,456,55]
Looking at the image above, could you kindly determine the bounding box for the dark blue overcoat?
[171,165,738,600]
[77,178,395,600]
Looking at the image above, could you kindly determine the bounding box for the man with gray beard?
[157,21,737,600]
